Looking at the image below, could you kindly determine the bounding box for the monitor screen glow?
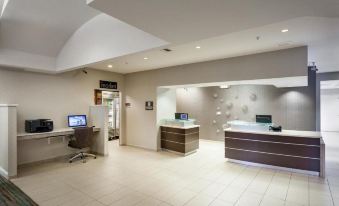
[68,115,87,127]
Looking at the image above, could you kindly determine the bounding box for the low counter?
[161,125,200,155]
[224,128,325,176]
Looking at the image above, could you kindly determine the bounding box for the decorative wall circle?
[226,102,233,109]
[213,93,218,98]
[250,93,257,101]
[225,111,231,118]
[212,120,217,124]
[241,105,248,113]
[216,106,221,110]
[216,129,220,133]
[216,111,221,116]
[220,98,224,103]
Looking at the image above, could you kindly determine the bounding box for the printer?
[25,119,54,133]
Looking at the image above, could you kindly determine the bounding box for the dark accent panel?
[225,138,320,158]
[185,133,199,143]
[225,148,320,172]
[161,140,184,153]
[225,131,320,145]
[161,132,185,143]
[161,126,199,134]
[185,141,199,153]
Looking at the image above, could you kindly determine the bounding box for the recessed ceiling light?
[143,57,149,60]
[281,29,289,33]
[220,85,230,89]
[107,64,113,68]
[195,46,201,49]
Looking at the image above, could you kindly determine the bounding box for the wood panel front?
[225,131,320,145]
[225,131,321,172]
[161,126,199,154]
[225,137,320,158]
[225,148,320,171]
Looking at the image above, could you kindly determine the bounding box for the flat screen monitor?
[175,113,188,120]
[68,115,87,127]
[256,115,272,124]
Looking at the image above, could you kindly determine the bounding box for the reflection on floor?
[12,133,339,206]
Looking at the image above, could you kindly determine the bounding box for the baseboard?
[0,167,8,179]
[228,159,320,176]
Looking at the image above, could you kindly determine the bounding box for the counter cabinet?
[161,126,199,155]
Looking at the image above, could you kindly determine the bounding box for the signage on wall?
[100,80,117,90]
[145,101,154,110]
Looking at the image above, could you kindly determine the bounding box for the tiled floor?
[12,132,339,206]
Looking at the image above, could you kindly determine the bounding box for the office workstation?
[1,1,339,205]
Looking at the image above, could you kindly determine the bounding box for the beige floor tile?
[10,139,338,206]
[260,195,285,206]
[184,194,215,206]
[166,189,197,206]
[209,199,234,206]
[217,185,245,204]
[200,182,227,198]
[134,197,162,206]
[236,191,263,206]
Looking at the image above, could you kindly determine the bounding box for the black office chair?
[68,127,96,163]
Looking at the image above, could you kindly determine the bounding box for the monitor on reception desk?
[68,115,87,127]
[256,115,272,124]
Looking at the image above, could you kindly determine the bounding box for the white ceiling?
[161,76,308,89]
[90,16,339,74]
[89,0,339,44]
[0,0,339,74]
[321,80,339,90]
[0,0,99,57]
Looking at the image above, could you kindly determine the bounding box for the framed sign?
[145,101,153,110]
[100,80,117,90]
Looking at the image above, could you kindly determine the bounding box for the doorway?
[94,89,121,147]
[320,80,339,132]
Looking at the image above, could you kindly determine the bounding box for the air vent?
[162,48,172,52]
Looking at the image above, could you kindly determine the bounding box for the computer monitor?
[68,115,87,127]
[256,115,272,124]
[175,113,189,120]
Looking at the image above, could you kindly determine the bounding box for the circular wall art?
[220,98,224,103]
[216,111,221,116]
[241,105,248,113]
[226,102,233,109]
[216,129,220,133]
[216,106,221,110]
[212,120,217,124]
[213,93,218,99]
[250,93,257,101]
[225,111,231,118]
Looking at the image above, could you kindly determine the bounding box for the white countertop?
[0,104,18,107]
[161,125,200,129]
[224,128,322,138]
[17,127,101,141]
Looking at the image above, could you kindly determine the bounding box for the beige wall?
[0,68,125,164]
[177,85,316,141]
[125,47,308,150]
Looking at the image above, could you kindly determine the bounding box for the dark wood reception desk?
[161,125,199,155]
[225,129,325,177]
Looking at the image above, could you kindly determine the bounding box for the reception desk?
[225,129,325,177]
[161,125,200,155]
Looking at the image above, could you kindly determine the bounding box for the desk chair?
[68,127,96,163]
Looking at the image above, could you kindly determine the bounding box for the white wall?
[125,47,308,150]
[321,89,339,132]
[177,85,316,141]
[0,68,125,165]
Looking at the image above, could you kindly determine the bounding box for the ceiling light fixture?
[195,46,201,49]
[143,57,149,60]
[220,85,230,89]
[281,29,289,33]
[107,64,113,68]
